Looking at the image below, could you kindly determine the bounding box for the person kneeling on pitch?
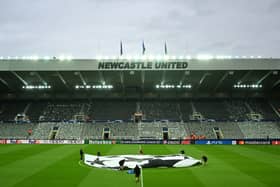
[134,165,141,183]
[201,155,208,165]
[119,159,125,170]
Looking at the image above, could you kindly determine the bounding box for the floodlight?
[156,55,162,61]
[163,55,169,61]
[28,56,38,60]
[59,55,65,61]
[44,56,51,60]
[197,54,213,60]
[227,56,232,59]
[140,55,145,59]
[186,55,191,60]
[96,55,102,60]
[66,55,73,61]
[133,55,140,60]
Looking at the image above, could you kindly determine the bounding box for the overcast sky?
[0,0,280,58]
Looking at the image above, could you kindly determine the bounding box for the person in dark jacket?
[80,149,84,160]
[134,165,141,183]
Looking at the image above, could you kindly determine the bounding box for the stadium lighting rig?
[155,84,192,89]
[22,85,51,89]
[0,55,73,61]
[233,84,263,88]
[92,55,263,61]
[0,55,264,61]
[196,54,214,60]
[75,84,113,89]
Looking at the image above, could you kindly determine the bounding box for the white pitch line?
[138,145,144,187]
[78,160,90,169]
[140,167,144,187]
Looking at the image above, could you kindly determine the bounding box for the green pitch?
[0,144,279,187]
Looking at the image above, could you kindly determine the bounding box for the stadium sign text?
[98,61,188,70]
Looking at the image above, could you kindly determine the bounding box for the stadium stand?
[55,123,83,140]
[0,123,36,139]
[184,122,216,139]
[26,101,46,122]
[40,101,84,122]
[81,122,138,140]
[1,98,280,140]
[238,122,280,138]
[193,99,230,121]
[88,100,135,120]
[1,121,280,140]
[140,101,180,121]
[30,122,57,139]
[179,101,193,121]
[247,99,279,121]
[0,101,28,122]
[1,99,279,122]
[224,99,250,121]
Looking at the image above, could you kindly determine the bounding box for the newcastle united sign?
[98,61,188,70]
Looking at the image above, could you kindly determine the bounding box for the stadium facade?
[0,57,280,143]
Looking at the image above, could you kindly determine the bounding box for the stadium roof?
[0,58,280,99]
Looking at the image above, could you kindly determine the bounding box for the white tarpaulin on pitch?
[84,154,202,170]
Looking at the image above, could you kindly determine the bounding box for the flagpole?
[164,42,168,55]
[142,41,146,55]
[120,41,123,56]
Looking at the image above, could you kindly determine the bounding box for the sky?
[0,0,280,58]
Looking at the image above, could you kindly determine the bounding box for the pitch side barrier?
[194,139,280,145]
[0,139,280,145]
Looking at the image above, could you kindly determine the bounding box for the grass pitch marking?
[78,160,92,169]
[138,145,144,187]
[140,167,144,187]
